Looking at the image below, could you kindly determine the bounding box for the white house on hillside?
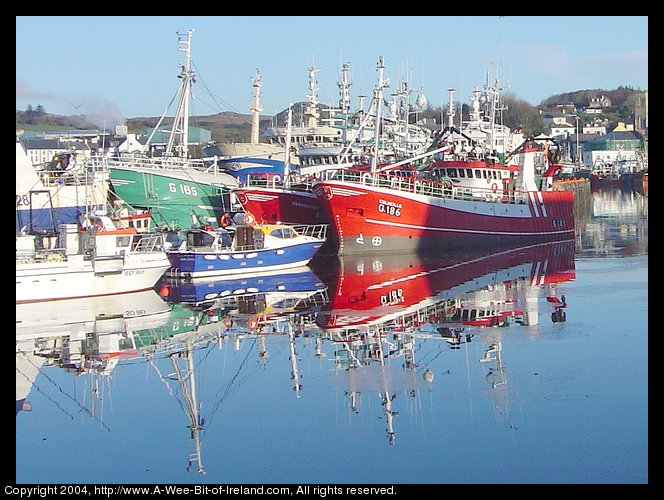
[550,122,574,139]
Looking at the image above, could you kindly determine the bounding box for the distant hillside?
[16,101,329,143]
[16,109,277,144]
[539,86,643,110]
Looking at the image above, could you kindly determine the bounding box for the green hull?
[109,167,235,230]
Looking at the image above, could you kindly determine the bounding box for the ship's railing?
[129,233,165,253]
[290,223,328,241]
[242,173,324,190]
[16,244,67,263]
[36,164,108,188]
[327,169,531,205]
[87,154,228,175]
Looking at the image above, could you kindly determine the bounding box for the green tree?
[501,93,545,135]
[25,104,35,124]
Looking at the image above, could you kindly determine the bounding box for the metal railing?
[327,169,531,205]
[289,223,328,241]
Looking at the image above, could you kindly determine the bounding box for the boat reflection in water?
[16,240,577,475]
[16,290,172,419]
[16,265,331,476]
[311,239,576,444]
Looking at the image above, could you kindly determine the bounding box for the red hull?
[233,186,326,225]
[313,177,575,254]
[313,239,576,333]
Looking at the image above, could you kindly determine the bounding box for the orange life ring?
[491,183,498,193]
[219,213,232,228]
[223,318,233,328]
[247,318,258,331]
[244,212,256,227]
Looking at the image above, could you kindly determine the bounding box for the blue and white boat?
[15,132,109,234]
[165,223,328,279]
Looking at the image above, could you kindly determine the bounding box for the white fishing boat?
[16,212,171,303]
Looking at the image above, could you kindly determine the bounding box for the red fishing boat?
[312,135,574,255]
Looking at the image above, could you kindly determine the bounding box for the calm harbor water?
[15,185,647,485]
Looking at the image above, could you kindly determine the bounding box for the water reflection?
[311,239,576,445]
[576,186,648,256]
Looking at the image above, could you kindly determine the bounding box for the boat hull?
[166,241,325,279]
[233,186,327,225]
[313,179,575,254]
[16,254,170,304]
[109,166,237,229]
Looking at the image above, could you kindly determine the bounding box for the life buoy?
[219,213,232,228]
[244,212,256,227]
[223,318,233,329]
[491,183,498,193]
[247,318,258,331]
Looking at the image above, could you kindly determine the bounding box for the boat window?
[219,231,233,247]
[268,227,296,239]
[447,168,457,177]
[492,171,498,179]
[187,231,215,247]
[466,168,473,178]
[116,236,131,248]
[474,169,482,178]
[482,170,487,179]
[458,169,465,178]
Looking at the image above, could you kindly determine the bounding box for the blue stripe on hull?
[167,268,323,302]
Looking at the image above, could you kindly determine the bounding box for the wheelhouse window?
[187,231,215,247]
[268,227,297,239]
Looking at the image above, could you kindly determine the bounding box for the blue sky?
[16,16,647,126]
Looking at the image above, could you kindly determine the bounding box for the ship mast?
[338,62,352,145]
[250,70,263,144]
[282,105,293,186]
[371,56,389,173]
[165,29,195,159]
[304,66,320,128]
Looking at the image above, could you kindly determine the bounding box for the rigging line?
[413,339,446,370]
[202,336,260,432]
[16,363,75,421]
[16,354,111,431]
[191,60,241,114]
